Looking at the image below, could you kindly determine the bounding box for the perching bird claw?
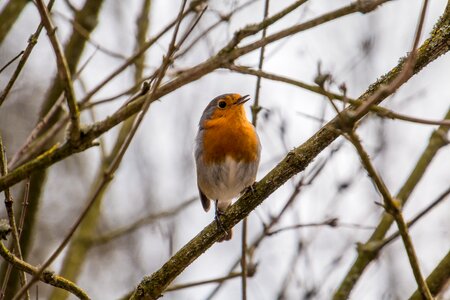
[214,201,226,232]
[242,182,257,195]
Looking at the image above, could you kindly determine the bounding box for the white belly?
[197,155,258,211]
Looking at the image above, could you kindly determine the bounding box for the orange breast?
[201,111,259,164]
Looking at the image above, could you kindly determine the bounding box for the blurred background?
[0,0,449,299]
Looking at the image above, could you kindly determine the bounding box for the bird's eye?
[218,100,227,109]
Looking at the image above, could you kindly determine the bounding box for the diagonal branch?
[0,241,89,299]
[35,0,81,143]
[0,0,56,107]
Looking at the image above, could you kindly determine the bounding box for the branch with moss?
[0,240,89,300]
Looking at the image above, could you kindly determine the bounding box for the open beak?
[235,94,250,105]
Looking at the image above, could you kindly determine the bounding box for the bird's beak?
[235,94,250,105]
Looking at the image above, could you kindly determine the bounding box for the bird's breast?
[200,118,260,164]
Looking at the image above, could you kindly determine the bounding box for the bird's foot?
[215,200,232,241]
[242,182,257,195]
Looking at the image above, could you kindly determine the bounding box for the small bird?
[195,93,261,241]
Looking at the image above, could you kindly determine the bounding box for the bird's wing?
[198,185,211,212]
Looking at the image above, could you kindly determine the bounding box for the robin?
[195,93,261,241]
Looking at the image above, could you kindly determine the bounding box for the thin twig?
[409,250,450,299]
[0,51,24,74]
[0,134,29,300]
[8,96,65,168]
[82,0,308,105]
[18,179,31,239]
[0,0,56,107]
[372,185,450,252]
[228,64,349,102]
[230,64,450,127]
[173,0,258,60]
[166,272,243,292]
[79,4,197,104]
[48,5,154,296]
[233,0,391,59]
[374,108,450,126]
[350,0,429,120]
[221,0,309,52]
[334,107,450,299]
[345,131,433,299]
[266,218,376,236]
[92,197,197,245]
[53,10,128,60]
[35,0,81,143]
[241,1,270,298]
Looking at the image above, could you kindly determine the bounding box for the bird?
[195,93,261,241]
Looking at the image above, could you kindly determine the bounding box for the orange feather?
[201,105,259,164]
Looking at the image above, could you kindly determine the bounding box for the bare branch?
[0,134,29,299]
[0,51,23,74]
[92,197,197,245]
[35,0,81,143]
[0,0,56,107]
[345,130,432,299]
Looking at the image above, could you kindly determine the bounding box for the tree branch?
[334,107,450,299]
[0,0,56,107]
[345,130,432,299]
[409,250,450,299]
[0,134,29,299]
[35,0,81,143]
[0,241,89,299]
